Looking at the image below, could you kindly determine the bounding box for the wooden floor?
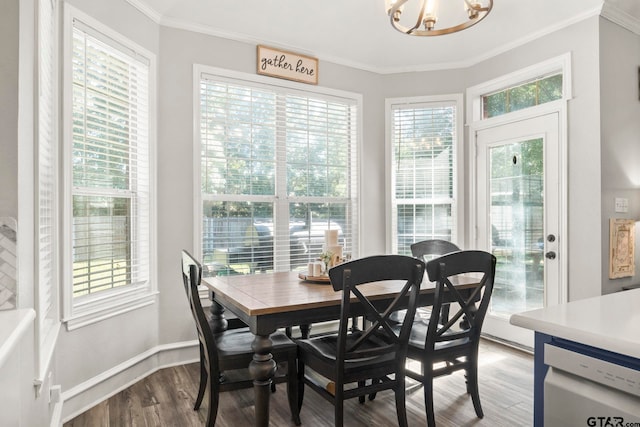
[64,339,533,427]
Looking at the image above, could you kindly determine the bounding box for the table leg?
[249,334,277,427]
[208,296,228,333]
[299,324,311,339]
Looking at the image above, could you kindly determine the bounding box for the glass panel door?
[489,138,544,316]
[476,113,562,348]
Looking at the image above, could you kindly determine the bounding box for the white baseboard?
[60,340,199,423]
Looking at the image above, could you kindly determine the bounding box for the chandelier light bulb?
[385,0,404,21]
[466,0,482,19]
[423,0,438,30]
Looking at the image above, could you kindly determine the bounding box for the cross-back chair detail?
[296,255,425,427]
[405,249,496,427]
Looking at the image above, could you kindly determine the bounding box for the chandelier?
[385,0,493,36]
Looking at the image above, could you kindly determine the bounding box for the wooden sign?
[257,45,318,85]
[609,218,635,279]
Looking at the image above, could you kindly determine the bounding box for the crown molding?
[124,1,605,75]
[601,1,640,35]
[125,0,162,23]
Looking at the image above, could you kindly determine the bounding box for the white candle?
[308,262,315,277]
[313,262,322,277]
[324,229,338,246]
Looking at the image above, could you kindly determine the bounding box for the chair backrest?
[410,239,460,261]
[328,255,425,364]
[181,250,219,375]
[424,250,496,351]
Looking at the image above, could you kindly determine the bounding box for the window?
[63,6,156,328]
[482,73,563,119]
[36,0,60,383]
[387,95,463,255]
[466,53,571,124]
[196,67,360,276]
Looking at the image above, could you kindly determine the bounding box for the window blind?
[71,21,150,297]
[199,75,359,276]
[36,0,59,380]
[391,101,458,255]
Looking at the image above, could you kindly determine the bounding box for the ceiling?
[125,0,640,73]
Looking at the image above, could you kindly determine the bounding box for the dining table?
[202,270,479,427]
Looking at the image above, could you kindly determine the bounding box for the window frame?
[35,0,60,386]
[61,4,157,330]
[193,64,362,273]
[466,53,572,125]
[385,94,465,254]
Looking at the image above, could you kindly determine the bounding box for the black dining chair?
[181,250,301,426]
[404,250,496,427]
[410,239,461,324]
[296,255,425,427]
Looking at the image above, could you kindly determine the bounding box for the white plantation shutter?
[199,73,359,275]
[70,18,150,298]
[36,0,59,381]
[390,100,459,255]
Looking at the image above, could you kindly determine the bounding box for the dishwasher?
[544,342,640,426]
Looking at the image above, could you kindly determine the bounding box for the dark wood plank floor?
[64,339,533,427]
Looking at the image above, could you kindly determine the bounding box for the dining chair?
[410,239,461,324]
[296,255,425,427]
[404,250,496,427]
[181,250,301,426]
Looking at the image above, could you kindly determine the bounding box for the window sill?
[64,290,158,331]
[0,309,36,369]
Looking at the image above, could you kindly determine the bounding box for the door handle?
[545,251,556,260]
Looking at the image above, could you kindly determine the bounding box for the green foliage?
[483,74,562,119]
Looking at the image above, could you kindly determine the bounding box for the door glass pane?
[489,138,544,317]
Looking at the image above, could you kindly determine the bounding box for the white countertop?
[0,309,35,368]
[510,289,640,360]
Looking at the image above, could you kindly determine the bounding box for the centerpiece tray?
[298,273,331,284]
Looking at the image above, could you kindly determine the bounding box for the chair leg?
[467,362,484,419]
[205,369,220,427]
[394,377,409,427]
[423,367,436,427]
[297,358,305,412]
[286,354,301,425]
[194,344,207,410]
[334,391,344,427]
[368,378,380,401]
[358,381,366,403]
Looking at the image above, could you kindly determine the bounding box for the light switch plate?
[615,197,629,213]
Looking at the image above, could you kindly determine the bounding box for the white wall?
[0,0,18,218]
[599,17,640,294]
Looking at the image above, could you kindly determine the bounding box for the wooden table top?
[202,271,478,317]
